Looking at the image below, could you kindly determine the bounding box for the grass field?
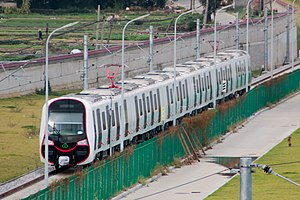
[0,10,188,61]
[206,128,300,200]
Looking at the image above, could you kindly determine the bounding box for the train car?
[39,49,251,169]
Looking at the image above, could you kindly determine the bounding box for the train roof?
[59,50,248,104]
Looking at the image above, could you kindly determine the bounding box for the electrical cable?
[255,163,300,187]
[133,168,229,200]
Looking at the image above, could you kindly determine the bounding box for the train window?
[195,77,199,93]
[208,72,212,88]
[150,92,154,126]
[193,77,196,93]
[102,111,106,130]
[111,110,115,127]
[96,109,102,147]
[170,88,174,104]
[115,103,120,139]
[142,94,147,128]
[206,76,210,89]
[106,106,110,144]
[124,100,129,136]
[166,86,170,118]
[147,96,150,113]
[157,89,161,123]
[92,111,97,149]
[106,106,110,128]
[154,94,157,110]
[182,84,186,99]
[134,96,139,132]
[185,79,189,110]
[201,77,205,91]
[176,86,179,101]
[179,81,183,113]
[139,99,143,116]
[179,81,182,99]
[220,69,223,81]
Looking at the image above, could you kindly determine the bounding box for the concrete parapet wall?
[0,10,296,97]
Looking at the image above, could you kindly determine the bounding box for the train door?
[197,75,202,105]
[178,81,183,114]
[142,93,147,130]
[134,96,140,134]
[123,99,130,139]
[206,73,211,101]
[182,80,187,112]
[222,66,227,94]
[235,62,240,89]
[166,86,171,119]
[185,79,189,111]
[193,77,198,108]
[107,104,117,146]
[114,102,120,142]
[149,91,154,127]
[201,74,206,103]
[157,88,162,125]
[228,65,232,92]
[208,71,212,100]
[96,108,102,149]
[92,111,97,151]
[240,60,245,87]
[100,109,108,147]
[145,94,152,128]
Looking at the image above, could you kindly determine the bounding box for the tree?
[200,0,220,23]
[20,0,30,13]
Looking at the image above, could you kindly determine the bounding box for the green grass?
[0,10,200,61]
[0,90,79,183]
[206,128,300,200]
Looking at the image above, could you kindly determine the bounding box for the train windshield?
[48,99,85,136]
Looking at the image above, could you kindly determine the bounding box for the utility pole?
[235,12,239,50]
[100,16,105,49]
[149,25,154,71]
[240,157,252,200]
[83,35,88,90]
[196,19,201,59]
[286,5,290,64]
[95,5,100,50]
[264,5,268,71]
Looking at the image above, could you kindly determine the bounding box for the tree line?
[15,0,168,10]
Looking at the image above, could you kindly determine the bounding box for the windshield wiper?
[53,127,61,135]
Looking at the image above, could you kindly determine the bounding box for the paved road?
[116,92,300,200]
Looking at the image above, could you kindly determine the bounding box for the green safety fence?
[23,69,300,200]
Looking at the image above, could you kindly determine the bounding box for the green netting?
[23,69,300,200]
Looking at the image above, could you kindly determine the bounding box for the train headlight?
[77,139,88,146]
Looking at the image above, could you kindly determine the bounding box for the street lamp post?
[120,14,150,151]
[44,21,78,187]
[213,4,234,108]
[173,9,195,126]
[271,0,277,79]
[291,0,296,71]
[246,0,252,53]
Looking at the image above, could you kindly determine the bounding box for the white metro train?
[40,50,251,168]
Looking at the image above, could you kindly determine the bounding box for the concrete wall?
[0,11,296,98]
